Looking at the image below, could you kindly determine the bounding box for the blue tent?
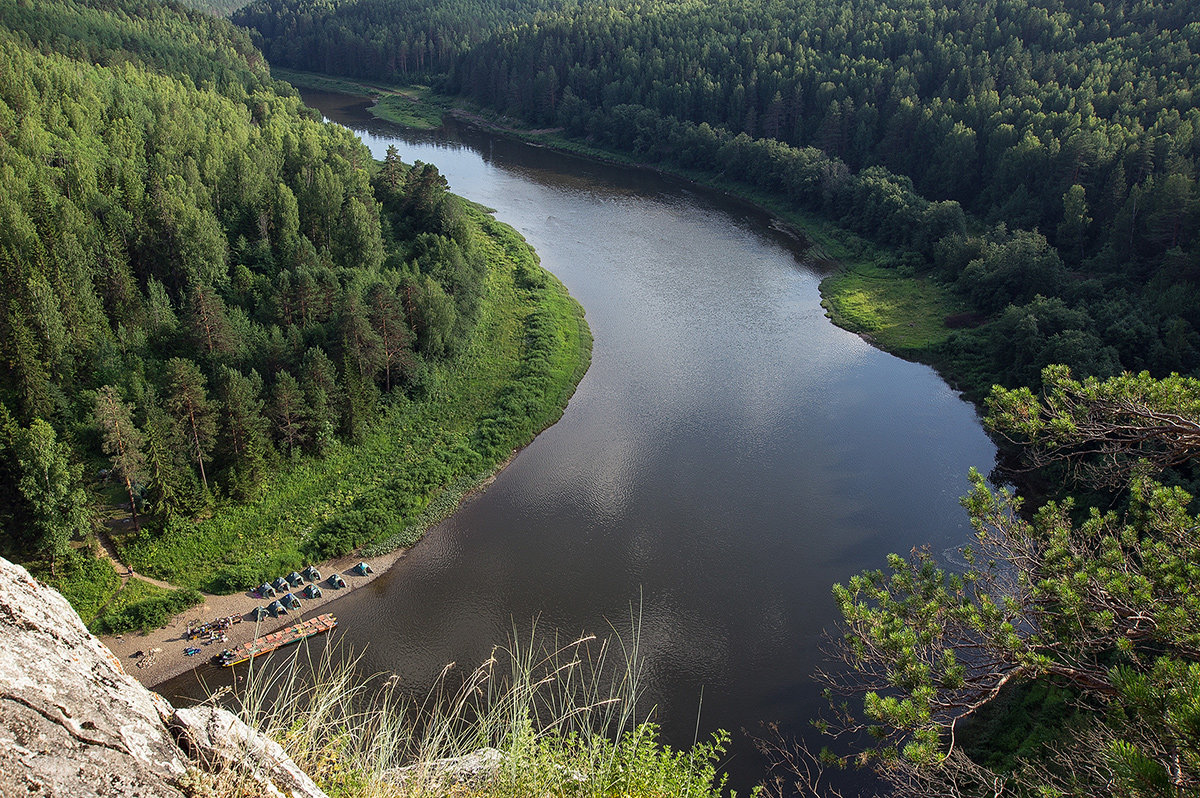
[258,583,276,597]
[282,592,301,610]
[329,573,347,589]
[271,577,289,592]
[351,561,373,576]
[268,600,286,616]
[286,571,304,587]
[302,583,322,599]
[251,606,269,621]
[302,565,321,582]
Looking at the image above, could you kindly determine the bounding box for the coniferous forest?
[236,0,1200,396]
[0,0,589,631]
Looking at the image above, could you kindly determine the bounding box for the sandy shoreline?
[100,547,409,688]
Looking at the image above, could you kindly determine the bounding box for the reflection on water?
[162,91,997,793]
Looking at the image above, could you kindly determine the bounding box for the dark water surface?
[163,93,997,792]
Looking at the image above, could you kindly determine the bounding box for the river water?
[163,92,997,792]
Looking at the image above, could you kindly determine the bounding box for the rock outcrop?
[383,747,504,791]
[0,557,328,798]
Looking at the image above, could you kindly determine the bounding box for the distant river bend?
[165,91,997,793]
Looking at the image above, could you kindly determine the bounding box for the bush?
[32,551,121,625]
[91,587,203,635]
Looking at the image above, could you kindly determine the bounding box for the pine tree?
[164,357,216,492]
[141,405,185,528]
[214,366,270,498]
[186,282,236,358]
[270,370,307,454]
[366,282,413,391]
[93,385,145,526]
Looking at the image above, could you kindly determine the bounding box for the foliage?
[27,550,121,626]
[13,420,92,566]
[90,578,204,635]
[801,370,1200,797]
[987,364,1200,487]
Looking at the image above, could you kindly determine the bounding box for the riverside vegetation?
[0,0,589,640]
[236,0,1200,400]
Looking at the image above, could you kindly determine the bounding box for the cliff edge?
[0,556,327,798]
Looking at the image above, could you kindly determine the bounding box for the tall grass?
[214,619,738,798]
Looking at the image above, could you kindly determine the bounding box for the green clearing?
[371,87,452,129]
[819,261,967,354]
[29,552,122,627]
[118,206,590,594]
[89,578,204,635]
[271,68,453,129]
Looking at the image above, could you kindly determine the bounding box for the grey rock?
[383,746,504,790]
[0,557,187,797]
[0,557,329,798]
[170,706,328,798]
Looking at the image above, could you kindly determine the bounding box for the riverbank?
[105,444,531,688]
[91,200,590,681]
[101,547,407,686]
[106,204,589,596]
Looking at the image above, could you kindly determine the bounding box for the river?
[163,92,997,792]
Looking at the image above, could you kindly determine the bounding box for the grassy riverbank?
[113,202,589,596]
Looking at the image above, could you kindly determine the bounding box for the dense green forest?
[0,0,589,631]
[235,0,1200,397]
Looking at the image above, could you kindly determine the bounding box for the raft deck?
[217,613,338,667]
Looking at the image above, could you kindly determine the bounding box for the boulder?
[383,746,504,790]
[170,706,327,798]
[0,557,329,798]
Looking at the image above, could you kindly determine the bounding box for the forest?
[0,0,589,632]
[235,0,1200,398]
[226,0,1200,795]
[2,0,1199,793]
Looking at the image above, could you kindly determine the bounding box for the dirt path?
[96,525,177,590]
[101,547,410,688]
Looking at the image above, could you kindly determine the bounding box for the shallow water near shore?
[161,92,997,793]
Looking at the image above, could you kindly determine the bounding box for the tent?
[351,561,373,576]
[301,565,321,582]
[251,606,269,621]
[258,583,276,597]
[302,583,322,599]
[282,592,302,610]
[268,600,286,616]
[286,571,304,587]
[329,573,347,589]
[271,577,289,592]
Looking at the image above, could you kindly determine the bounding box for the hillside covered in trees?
[235,0,1200,396]
[0,0,589,629]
